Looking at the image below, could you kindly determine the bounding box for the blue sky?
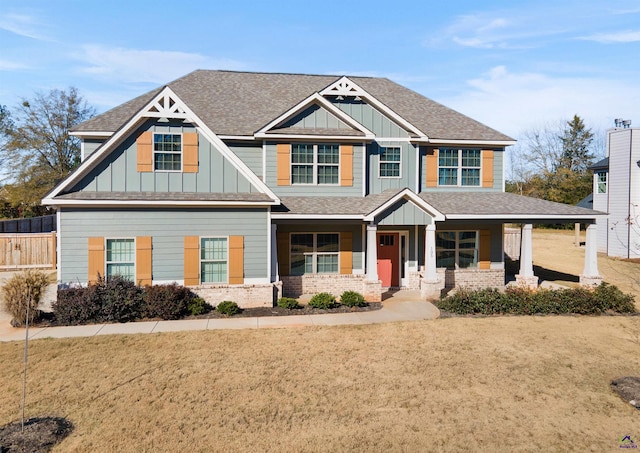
[0,0,639,139]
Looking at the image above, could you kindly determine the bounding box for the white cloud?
[76,45,248,85]
[0,13,50,41]
[580,30,640,43]
[439,66,640,139]
[0,59,26,71]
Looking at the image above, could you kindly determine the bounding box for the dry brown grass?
[1,316,639,452]
[532,228,640,309]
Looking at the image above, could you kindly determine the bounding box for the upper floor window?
[106,238,135,281]
[290,233,339,275]
[379,147,401,178]
[436,231,478,269]
[291,144,339,185]
[154,133,182,171]
[438,148,481,186]
[596,171,607,194]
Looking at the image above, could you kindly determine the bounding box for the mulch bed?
[0,417,73,453]
[611,376,640,409]
[195,302,383,319]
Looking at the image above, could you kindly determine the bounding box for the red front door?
[377,233,399,287]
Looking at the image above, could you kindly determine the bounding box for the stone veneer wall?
[192,282,281,308]
[407,271,422,290]
[443,268,505,290]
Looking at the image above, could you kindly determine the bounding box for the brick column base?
[363,280,383,302]
[579,275,603,288]
[515,274,539,289]
[420,276,445,301]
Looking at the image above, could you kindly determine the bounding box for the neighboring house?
[590,124,640,259]
[43,70,603,307]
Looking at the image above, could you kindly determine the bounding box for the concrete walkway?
[0,290,440,343]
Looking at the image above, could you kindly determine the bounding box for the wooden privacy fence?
[504,227,521,260]
[0,232,57,270]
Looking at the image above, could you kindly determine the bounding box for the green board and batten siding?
[73,122,258,194]
[333,100,410,139]
[280,104,353,131]
[375,199,433,226]
[228,144,263,179]
[59,208,269,284]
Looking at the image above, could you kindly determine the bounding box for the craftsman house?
[590,123,639,259]
[43,70,603,307]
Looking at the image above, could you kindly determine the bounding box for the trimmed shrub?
[437,283,637,315]
[187,297,210,316]
[217,300,241,316]
[1,270,50,326]
[277,297,300,309]
[309,292,337,309]
[54,286,101,326]
[340,290,366,307]
[143,283,195,320]
[97,276,144,323]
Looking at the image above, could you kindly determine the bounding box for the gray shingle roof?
[588,157,609,170]
[275,190,602,219]
[73,70,513,142]
[54,191,275,203]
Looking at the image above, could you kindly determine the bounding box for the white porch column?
[580,223,602,287]
[424,224,438,281]
[366,223,378,281]
[271,223,278,282]
[515,224,538,288]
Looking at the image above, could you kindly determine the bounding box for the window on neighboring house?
[290,233,339,275]
[153,133,182,171]
[106,238,135,281]
[379,147,401,177]
[291,144,339,184]
[435,231,478,269]
[438,148,481,186]
[596,171,607,194]
[200,237,228,283]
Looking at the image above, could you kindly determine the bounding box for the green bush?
[216,300,241,316]
[277,297,300,309]
[187,297,211,316]
[340,290,366,307]
[309,292,337,309]
[1,269,50,326]
[95,275,144,323]
[143,283,195,320]
[437,283,637,315]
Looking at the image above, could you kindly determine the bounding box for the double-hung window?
[435,231,478,269]
[106,238,135,281]
[200,237,228,283]
[153,133,182,171]
[291,144,339,185]
[379,147,401,178]
[596,171,607,194]
[438,148,481,186]
[290,233,339,275]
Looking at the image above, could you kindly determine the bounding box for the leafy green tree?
[558,114,595,173]
[0,88,95,217]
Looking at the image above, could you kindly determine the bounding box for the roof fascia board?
[365,188,445,221]
[42,199,276,208]
[70,131,113,138]
[271,213,364,220]
[425,139,517,146]
[256,92,374,138]
[255,133,372,142]
[44,86,281,204]
[320,76,429,140]
[444,214,603,220]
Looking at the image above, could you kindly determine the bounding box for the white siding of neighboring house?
[592,169,609,253]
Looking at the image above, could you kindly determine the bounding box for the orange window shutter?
[276,231,290,276]
[228,236,244,284]
[482,150,494,188]
[339,231,353,275]
[340,144,353,187]
[136,236,152,286]
[184,236,200,286]
[88,237,105,284]
[479,230,491,269]
[183,132,199,173]
[276,144,291,186]
[426,148,438,187]
[137,131,153,172]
